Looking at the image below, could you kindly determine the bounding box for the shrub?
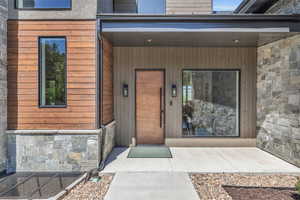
[295,179,300,194]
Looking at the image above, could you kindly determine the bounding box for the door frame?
[134,68,166,145]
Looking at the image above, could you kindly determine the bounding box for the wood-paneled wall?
[166,0,212,14]
[114,47,257,146]
[7,20,97,130]
[102,37,114,125]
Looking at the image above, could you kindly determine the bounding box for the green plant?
[295,179,300,194]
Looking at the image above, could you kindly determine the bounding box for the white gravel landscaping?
[62,174,114,200]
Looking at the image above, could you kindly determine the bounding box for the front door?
[136,70,165,145]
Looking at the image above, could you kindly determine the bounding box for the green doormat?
[127,146,172,158]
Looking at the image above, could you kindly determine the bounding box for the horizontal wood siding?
[102,37,114,125]
[7,20,97,130]
[114,47,257,146]
[166,0,212,14]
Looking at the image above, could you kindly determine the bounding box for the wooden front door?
[136,70,165,145]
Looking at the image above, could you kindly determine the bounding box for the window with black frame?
[182,70,239,137]
[16,0,71,9]
[39,37,66,107]
[138,0,165,13]
[113,0,165,14]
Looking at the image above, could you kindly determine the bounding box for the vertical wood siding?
[102,37,114,125]
[114,47,257,146]
[7,20,97,130]
[166,0,212,14]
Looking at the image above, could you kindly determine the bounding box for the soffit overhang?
[99,14,300,47]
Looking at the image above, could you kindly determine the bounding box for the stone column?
[256,0,300,167]
[257,35,300,167]
[0,0,8,172]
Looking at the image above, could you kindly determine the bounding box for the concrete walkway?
[102,147,300,173]
[104,172,200,200]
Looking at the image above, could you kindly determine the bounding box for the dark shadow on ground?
[103,147,128,168]
[223,185,300,200]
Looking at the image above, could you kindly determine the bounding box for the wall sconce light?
[171,84,177,97]
[123,84,128,97]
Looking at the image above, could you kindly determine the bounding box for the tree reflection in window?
[40,38,66,107]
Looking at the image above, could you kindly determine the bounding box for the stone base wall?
[257,34,300,167]
[101,121,116,164]
[0,0,8,172]
[6,123,116,172]
[7,134,100,172]
[267,0,300,14]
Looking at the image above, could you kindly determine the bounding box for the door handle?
[160,88,164,128]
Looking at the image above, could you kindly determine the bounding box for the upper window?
[213,0,243,12]
[39,37,67,107]
[16,0,71,9]
[112,0,165,14]
[138,0,165,14]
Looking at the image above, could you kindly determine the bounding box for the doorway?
[135,69,165,145]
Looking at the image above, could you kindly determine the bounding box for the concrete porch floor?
[102,147,300,173]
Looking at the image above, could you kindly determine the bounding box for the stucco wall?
[0,0,8,173]
[267,0,300,14]
[257,34,300,167]
[8,0,97,19]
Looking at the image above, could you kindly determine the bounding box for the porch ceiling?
[100,14,300,47]
[102,31,297,47]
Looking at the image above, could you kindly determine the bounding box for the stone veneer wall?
[101,122,116,164]
[0,0,8,172]
[257,34,300,166]
[6,121,116,172]
[7,134,100,172]
[266,0,300,14]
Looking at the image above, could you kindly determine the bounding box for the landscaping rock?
[62,174,113,200]
[191,173,300,200]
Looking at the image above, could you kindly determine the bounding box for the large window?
[39,37,66,107]
[16,0,71,9]
[182,70,239,137]
[138,0,165,14]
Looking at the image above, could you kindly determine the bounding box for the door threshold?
[135,144,166,147]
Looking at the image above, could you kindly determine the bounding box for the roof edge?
[97,14,300,22]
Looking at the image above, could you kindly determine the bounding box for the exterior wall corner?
[0,0,8,173]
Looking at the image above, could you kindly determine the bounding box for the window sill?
[15,8,72,11]
[39,105,67,108]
